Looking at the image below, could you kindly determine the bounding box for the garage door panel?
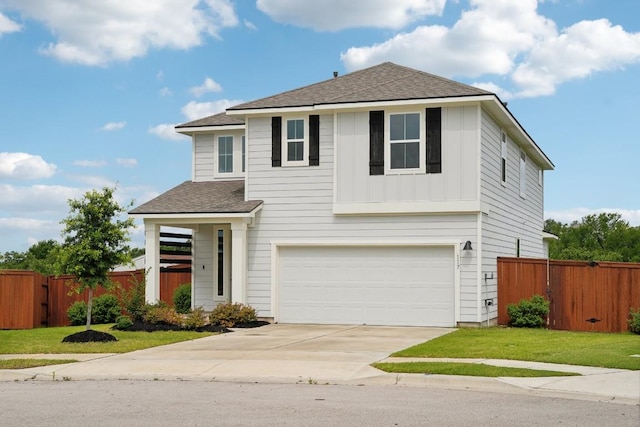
[278,245,455,327]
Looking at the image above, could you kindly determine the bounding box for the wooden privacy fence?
[498,257,640,333]
[0,269,190,329]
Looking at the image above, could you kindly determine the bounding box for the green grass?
[0,359,78,369]
[0,324,214,354]
[393,328,640,370]
[373,361,581,377]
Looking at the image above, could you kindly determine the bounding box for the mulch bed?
[61,320,271,343]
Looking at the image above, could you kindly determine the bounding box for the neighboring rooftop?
[176,111,245,129]
[227,62,492,111]
[129,180,262,215]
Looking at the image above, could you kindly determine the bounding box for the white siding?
[479,108,545,321]
[246,114,479,323]
[335,106,479,205]
[193,130,245,182]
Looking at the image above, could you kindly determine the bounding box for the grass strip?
[373,361,581,377]
[0,359,78,369]
[0,324,214,354]
[393,328,640,370]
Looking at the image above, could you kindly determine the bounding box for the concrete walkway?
[1,324,638,405]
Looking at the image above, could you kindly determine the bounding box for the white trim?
[385,110,425,175]
[476,212,483,324]
[176,124,245,134]
[244,120,250,202]
[542,231,559,241]
[333,200,490,215]
[216,135,235,176]
[332,111,338,208]
[282,117,309,167]
[519,150,527,199]
[191,135,196,182]
[270,239,462,325]
[130,206,262,222]
[500,130,508,187]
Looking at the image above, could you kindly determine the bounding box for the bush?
[67,301,88,326]
[629,308,640,335]
[210,302,257,328]
[91,294,122,324]
[182,307,207,330]
[119,272,147,321]
[507,295,549,328]
[114,315,133,330]
[142,301,181,325]
[173,284,192,314]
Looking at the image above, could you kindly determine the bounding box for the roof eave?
[129,203,263,220]
[175,124,246,135]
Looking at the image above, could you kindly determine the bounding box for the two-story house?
[130,62,554,327]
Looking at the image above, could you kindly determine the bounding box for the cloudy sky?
[0,0,639,252]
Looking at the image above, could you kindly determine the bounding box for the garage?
[277,245,456,327]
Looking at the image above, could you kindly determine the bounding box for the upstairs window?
[389,113,420,169]
[500,131,507,185]
[286,119,305,162]
[218,136,233,174]
[242,135,246,173]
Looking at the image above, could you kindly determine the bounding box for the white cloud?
[244,19,257,30]
[0,184,81,215]
[148,124,187,141]
[0,0,239,66]
[156,70,164,81]
[189,77,223,97]
[0,152,57,180]
[340,0,640,98]
[0,12,21,35]
[181,99,243,121]
[545,208,640,227]
[100,121,126,131]
[73,160,107,168]
[257,0,445,31]
[116,158,137,168]
[159,87,172,97]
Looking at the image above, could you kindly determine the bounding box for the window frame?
[385,110,425,175]
[500,130,508,186]
[282,117,309,167]
[241,135,246,173]
[519,150,527,199]
[217,135,234,175]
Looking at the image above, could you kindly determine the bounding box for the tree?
[545,213,640,262]
[58,187,135,331]
[0,240,61,275]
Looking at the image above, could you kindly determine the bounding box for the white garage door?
[277,245,455,327]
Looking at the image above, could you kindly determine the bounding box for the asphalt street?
[1,381,637,426]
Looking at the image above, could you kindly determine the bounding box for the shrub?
[629,308,640,335]
[143,301,181,325]
[210,302,257,328]
[114,315,133,330]
[67,301,88,326]
[119,272,147,321]
[182,307,207,330]
[173,284,192,314]
[91,294,122,324]
[507,295,549,328]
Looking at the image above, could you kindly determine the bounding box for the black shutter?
[369,110,384,175]
[426,107,441,174]
[309,115,320,166]
[272,116,282,167]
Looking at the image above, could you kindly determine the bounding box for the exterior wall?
[245,114,480,323]
[193,129,245,182]
[479,108,545,321]
[335,105,479,205]
[193,224,215,309]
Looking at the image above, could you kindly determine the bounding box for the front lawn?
[373,361,581,377]
[0,324,214,354]
[393,328,640,370]
[0,359,78,369]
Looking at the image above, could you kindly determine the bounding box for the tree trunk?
[86,287,93,331]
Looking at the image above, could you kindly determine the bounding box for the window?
[218,136,233,174]
[516,238,521,257]
[538,168,543,187]
[286,119,305,162]
[500,131,507,185]
[389,113,420,169]
[520,150,526,198]
[242,135,246,173]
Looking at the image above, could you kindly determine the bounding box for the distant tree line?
[545,212,640,262]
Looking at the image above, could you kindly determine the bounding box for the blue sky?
[0,0,639,253]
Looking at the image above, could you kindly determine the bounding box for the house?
[130,62,554,327]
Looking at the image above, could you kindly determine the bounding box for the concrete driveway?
[14,324,453,382]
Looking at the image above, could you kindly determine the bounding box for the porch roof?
[129,180,262,215]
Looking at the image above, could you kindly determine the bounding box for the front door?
[213,225,231,304]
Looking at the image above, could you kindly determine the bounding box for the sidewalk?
[1,325,638,406]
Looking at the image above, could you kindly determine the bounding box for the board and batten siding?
[335,106,479,205]
[245,114,479,323]
[479,108,545,321]
[193,130,245,182]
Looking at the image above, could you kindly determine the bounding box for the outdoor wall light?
[463,240,473,251]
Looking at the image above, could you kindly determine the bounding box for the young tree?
[58,187,135,331]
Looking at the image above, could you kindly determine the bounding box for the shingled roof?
[176,111,245,129]
[227,62,492,111]
[129,180,262,215]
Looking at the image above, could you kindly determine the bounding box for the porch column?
[230,221,248,304]
[144,221,160,303]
